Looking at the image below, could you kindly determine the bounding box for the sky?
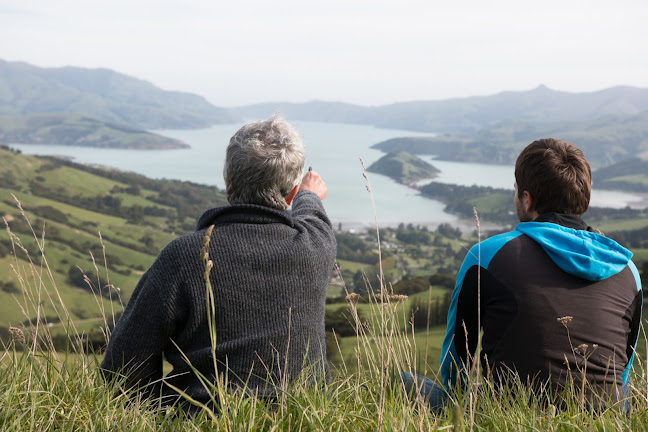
[1,0,647,107]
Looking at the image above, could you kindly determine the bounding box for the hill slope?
[372,110,648,168]
[592,155,648,192]
[367,152,439,184]
[231,85,648,133]
[0,113,189,149]
[0,147,228,331]
[0,59,239,129]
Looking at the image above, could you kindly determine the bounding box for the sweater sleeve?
[292,190,331,223]
[100,241,187,394]
[291,190,335,244]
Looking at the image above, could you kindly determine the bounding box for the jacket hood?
[515,222,633,281]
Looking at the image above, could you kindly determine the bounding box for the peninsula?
[367,151,439,185]
[0,113,189,150]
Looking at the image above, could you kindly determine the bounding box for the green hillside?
[592,155,648,192]
[367,151,439,184]
[0,59,239,129]
[0,113,189,149]
[1,146,645,355]
[232,85,648,133]
[5,58,648,137]
[372,111,648,168]
[0,146,228,329]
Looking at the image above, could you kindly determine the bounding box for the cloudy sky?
[2,0,647,107]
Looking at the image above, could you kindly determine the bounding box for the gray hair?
[223,115,305,209]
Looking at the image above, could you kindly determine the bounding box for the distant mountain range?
[231,85,648,134]
[0,59,239,130]
[2,58,648,159]
[4,59,648,134]
[371,110,648,168]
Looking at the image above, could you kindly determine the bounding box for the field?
[1,147,648,430]
[0,148,226,331]
[2,271,647,431]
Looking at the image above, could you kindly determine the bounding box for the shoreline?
[331,216,508,234]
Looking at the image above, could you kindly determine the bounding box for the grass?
[0,185,175,328]
[37,166,126,198]
[335,258,374,274]
[596,218,648,232]
[350,288,449,331]
[633,249,648,262]
[0,186,127,228]
[0,204,450,430]
[2,193,648,430]
[332,325,446,376]
[468,191,512,210]
[605,175,648,186]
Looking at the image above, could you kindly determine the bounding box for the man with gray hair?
[101,116,337,412]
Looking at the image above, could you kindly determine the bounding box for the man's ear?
[523,190,534,213]
[285,184,300,206]
[523,190,540,219]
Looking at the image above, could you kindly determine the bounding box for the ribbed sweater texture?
[101,190,337,403]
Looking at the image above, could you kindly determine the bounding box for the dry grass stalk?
[9,326,26,345]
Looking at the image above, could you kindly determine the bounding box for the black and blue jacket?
[440,213,642,401]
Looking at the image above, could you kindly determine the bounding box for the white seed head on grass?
[388,294,408,303]
[375,293,408,303]
[473,207,480,230]
[346,293,360,304]
[574,344,589,356]
[9,326,26,345]
[557,316,573,327]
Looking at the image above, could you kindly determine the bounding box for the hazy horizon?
[5,58,646,110]
[2,0,647,107]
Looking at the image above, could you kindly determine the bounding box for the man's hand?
[299,170,327,200]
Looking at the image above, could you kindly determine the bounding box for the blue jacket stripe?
[623,261,643,384]
[439,231,523,388]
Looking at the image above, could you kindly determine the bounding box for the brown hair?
[515,138,591,215]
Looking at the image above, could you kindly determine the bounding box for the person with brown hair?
[401,138,642,412]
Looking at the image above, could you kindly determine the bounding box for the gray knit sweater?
[101,190,336,404]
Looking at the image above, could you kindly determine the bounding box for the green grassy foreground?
[2,223,648,431]
[2,307,648,430]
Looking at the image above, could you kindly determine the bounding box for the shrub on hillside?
[396,229,431,245]
[68,265,91,290]
[408,292,451,329]
[0,281,19,294]
[67,265,119,299]
[50,328,108,353]
[428,272,455,289]
[325,330,340,363]
[32,205,68,223]
[335,232,380,264]
[392,273,454,296]
[0,239,11,258]
[352,270,381,295]
[325,306,365,337]
[436,222,462,239]
[392,276,431,295]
